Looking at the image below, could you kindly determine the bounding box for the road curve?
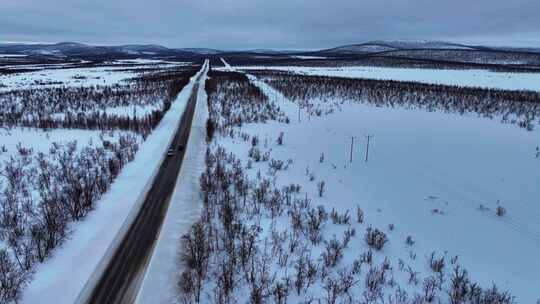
[83,61,209,304]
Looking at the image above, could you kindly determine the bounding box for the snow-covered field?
[3,56,538,303]
[235,65,540,92]
[0,128,116,163]
[184,63,539,303]
[0,59,192,92]
[240,80,540,302]
[0,54,28,58]
[0,127,135,201]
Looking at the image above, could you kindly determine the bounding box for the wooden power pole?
[364,134,374,162]
[350,136,356,163]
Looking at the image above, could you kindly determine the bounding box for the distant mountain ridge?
[0,42,196,58]
[1,40,540,59]
[311,40,540,55]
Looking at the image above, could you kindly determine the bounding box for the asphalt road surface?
[84,64,207,304]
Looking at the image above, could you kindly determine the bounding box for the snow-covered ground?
[194,62,540,302]
[0,66,131,91]
[113,58,191,65]
[0,128,134,202]
[234,65,540,92]
[233,75,540,302]
[290,55,327,59]
[136,60,209,304]
[0,54,28,58]
[21,63,208,304]
[0,60,191,92]
[0,128,117,163]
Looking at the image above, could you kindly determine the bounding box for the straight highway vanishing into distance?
[80,61,209,304]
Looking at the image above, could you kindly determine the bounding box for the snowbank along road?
[81,61,209,304]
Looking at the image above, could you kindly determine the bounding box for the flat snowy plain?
[215,64,540,302]
[0,60,193,92]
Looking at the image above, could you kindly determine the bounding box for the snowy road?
[81,61,209,304]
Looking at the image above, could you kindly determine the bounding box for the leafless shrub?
[277,132,284,145]
[317,181,326,197]
[388,288,409,304]
[429,252,445,273]
[365,227,388,251]
[322,276,342,304]
[307,206,327,245]
[330,208,350,225]
[406,236,415,246]
[252,135,259,147]
[356,205,364,223]
[0,250,28,303]
[269,159,285,172]
[272,278,290,304]
[496,206,506,217]
[247,253,274,304]
[249,146,262,162]
[406,266,419,286]
[360,249,373,265]
[423,276,439,303]
[180,222,209,302]
[321,236,343,267]
[448,265,469,304]
[480,284,514,304]
[364,266,387,302]
[342,227,355,248]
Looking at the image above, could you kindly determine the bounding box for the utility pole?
[298,102,301,123]
[350,136,356,163]
[364,134,374,162]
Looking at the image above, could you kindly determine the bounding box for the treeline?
[224,55,540,73]
[0,67,198,137]
[204,70,288,136]
[16,110,164,140]
[250,70,540,130]
[0,135,139,302]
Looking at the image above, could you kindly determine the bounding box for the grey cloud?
[0,0,539,48]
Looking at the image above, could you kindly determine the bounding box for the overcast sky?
[1,0,539,49]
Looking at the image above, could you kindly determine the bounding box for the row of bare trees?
[0,67,197,137]
[204,70,289,137]
[250,70,540,131]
